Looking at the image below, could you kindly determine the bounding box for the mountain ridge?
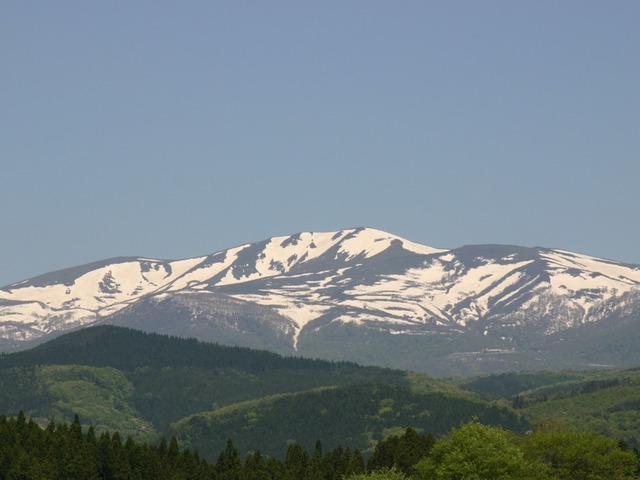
[2,227,639,374]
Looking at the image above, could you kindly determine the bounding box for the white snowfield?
[1,227,640,343]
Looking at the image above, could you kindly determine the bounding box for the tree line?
[2,412,638,480]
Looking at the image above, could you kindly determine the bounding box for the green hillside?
[170,382,526,457]
[460,368,640,448]
[0,326,526,458]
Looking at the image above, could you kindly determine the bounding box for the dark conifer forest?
[2,413,638,480]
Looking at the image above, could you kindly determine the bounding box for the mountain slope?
[2,227,640,374]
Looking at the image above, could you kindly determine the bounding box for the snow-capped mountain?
[2,227,640,375]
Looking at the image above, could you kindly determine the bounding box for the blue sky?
[2,2,639,286]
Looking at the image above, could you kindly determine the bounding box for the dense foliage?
[2,413,637,480]
[0,412,368,480]
[411,420,639,480]
[415,420,536,480]
[0,412,212,480]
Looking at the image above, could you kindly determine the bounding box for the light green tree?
[414,419,545,480]
[522,429,638,480]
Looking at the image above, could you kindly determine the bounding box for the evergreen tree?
[216,439,243,480]
[348,449,366,475]
[369,427,434,476]
[306,441,324,480]
[245,450,270,480]
[284,442,309,480]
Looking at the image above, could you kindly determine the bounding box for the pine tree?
[284,442,308,480]
[217,439,243,480]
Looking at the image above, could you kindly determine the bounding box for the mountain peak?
[333,227,445,258]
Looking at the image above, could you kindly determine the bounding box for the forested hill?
[1,325,380,374]
[0,326,527,457]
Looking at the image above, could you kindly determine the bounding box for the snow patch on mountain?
[2,227,640,354]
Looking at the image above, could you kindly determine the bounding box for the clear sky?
[2,1,639,287]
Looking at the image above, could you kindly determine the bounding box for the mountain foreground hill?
[2,227,640,375]
[0,325,526,457]
[460,366,640,450]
